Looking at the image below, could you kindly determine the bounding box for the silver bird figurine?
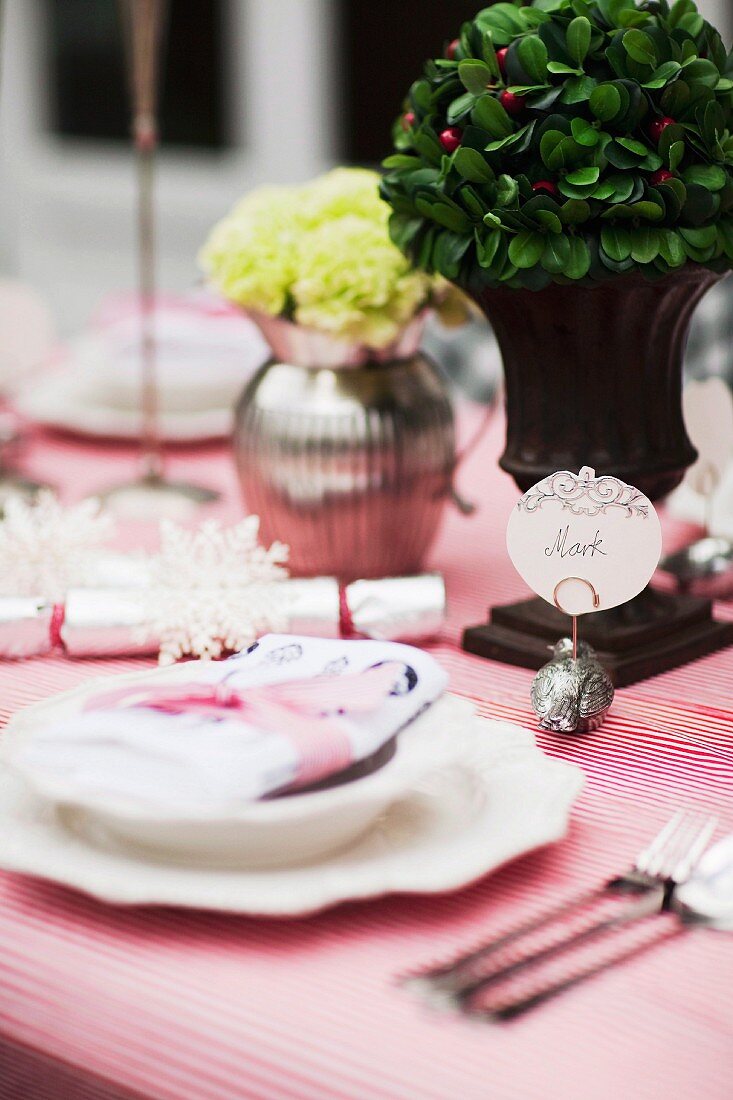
[530,638,614,733]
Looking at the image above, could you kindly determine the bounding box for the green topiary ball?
[380,0,733,290]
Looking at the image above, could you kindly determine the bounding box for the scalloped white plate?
[0,702,583,916]
[13,372,236,442]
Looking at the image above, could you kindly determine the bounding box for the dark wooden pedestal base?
[462,588,733,687]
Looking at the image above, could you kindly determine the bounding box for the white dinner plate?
[14,372,236,443]
[0,705,583,916]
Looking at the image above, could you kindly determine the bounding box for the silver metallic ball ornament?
[530,638,614,734]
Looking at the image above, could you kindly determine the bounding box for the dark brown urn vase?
[462,266,733,686]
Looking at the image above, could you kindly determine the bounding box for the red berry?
[439,126,463,153]
[532,180,560,198]
[648,116,676,143]
[446,38,460,60]
[500,90,526,115]
[650,169,675,186]
[401,111,416,131]
[497,47,508,76]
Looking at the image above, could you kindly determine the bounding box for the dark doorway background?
[45,0,230,148]
[336,0,480,164]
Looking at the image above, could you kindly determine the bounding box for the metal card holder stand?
[530,576,614,735]
[552,576,600,662]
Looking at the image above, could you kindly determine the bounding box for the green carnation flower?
[200,169,435,348]
[292,215,430,347]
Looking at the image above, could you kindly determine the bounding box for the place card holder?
[504,466,662,733]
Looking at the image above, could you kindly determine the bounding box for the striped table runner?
[0,408,732,1100]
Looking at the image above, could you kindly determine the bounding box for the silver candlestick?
[99,0,217,515]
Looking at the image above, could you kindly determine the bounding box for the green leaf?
[561,75,597,103]
[559,199,591,224]
[547,61,580,75]
[669,141,685,173]
[564,236,591,279]
[679,11,704,36]
[589,84,622,121]
[480,31,502,78]
[471,94,513,138]
[599,200,663,221]
[495,174,519,206]
[540,132,582,171]
[452,146,495,183]
[596,174,635,203]
[616,136,649,156]
[682,165,727,191]
[622,30,658,67]
[565,166,600,186]
[475,228,503,268]
[541,233,571,273]
[717,220,733,261]
[679,225,718,249]
[570,117,599,147]
[567,17,592,66]
[605,142,644,170]
[630,227,660,263]
[682,182,719,225]
[683,59,722,88]
[459,186,488,219]
[433,231,471,279]
[458,59,493,96]
[508,230,546,268]
[535,209,563,234]
[517,36,549,83]
[601,225,632,261]
[643,61,682,89]
[447,93,476,125]
[382,155,423,171]
[657,229,687,267]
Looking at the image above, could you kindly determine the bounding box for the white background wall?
[0,0,731,335]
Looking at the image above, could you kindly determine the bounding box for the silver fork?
[403,810,716,1005]
[450,810,717,1012]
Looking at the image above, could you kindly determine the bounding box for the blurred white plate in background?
[13,292,268,442]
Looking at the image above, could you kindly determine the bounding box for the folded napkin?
[12,635,448,811]
[70,292,268,413]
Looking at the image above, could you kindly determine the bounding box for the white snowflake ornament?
[142,516,291,664]
[0,492,114,600]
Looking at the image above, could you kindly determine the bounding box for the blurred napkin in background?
[66,291,268,414]
[9,635,448,811]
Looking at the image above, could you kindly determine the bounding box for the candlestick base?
[97,472,219,520]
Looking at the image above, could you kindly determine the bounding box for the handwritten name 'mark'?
[544,526,607,559]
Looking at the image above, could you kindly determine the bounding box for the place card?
[506,466,662,616]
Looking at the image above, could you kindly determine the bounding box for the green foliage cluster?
[380,0,733,290]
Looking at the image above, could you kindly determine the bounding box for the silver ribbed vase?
[233,314,455,579]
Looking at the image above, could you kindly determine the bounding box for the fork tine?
[652,810,699,879]
[636,810,685,876]
[670,816,717,883]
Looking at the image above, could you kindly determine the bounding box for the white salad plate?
[7,690,471,870]
[0,687,583,916]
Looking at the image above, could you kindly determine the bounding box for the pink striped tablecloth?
[1,407,732,1100]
